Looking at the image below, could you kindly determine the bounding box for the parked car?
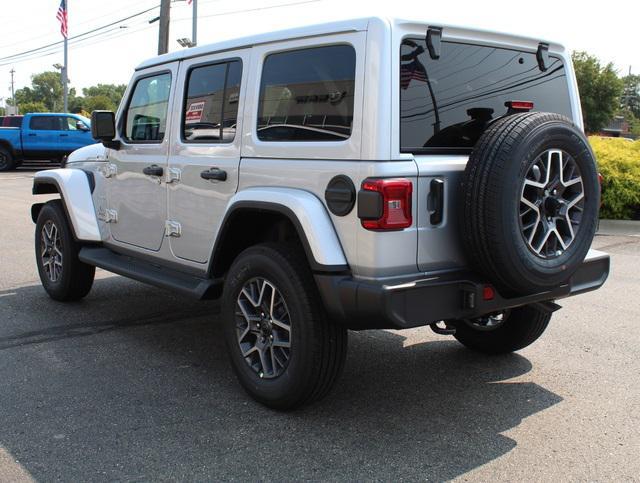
[0,113,93,171]
[31,16,609,409]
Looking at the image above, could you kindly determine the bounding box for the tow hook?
[430,321,456,335]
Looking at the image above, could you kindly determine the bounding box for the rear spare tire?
[460,112,599,295]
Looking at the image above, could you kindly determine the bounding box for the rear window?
[4,116,23,128]
[400,39,573,153]
[257,44,356,142]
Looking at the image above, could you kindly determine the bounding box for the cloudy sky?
[0,0,636,103]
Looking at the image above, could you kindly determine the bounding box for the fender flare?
[32,168,101,242]
[211,187,348,273]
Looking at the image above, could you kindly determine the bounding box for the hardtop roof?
[135,15,562,71]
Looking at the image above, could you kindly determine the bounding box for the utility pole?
[9,68,16,114]
[192,0,198,47]
[158,0,171,55]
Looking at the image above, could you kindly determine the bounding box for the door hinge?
[166,167,181,184]
[165,220,182,237]
[97,207,118,223]
[98,163,118,178]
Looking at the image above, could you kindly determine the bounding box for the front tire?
[222,243,347,410]
[35,200,95,301]
[453,304,552,354]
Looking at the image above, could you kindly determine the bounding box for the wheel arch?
[32,169,101,242]
[209,188,349,278]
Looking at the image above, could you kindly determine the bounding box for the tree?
[82,83,127,108]
[572,51,624,133]
[620,73,640,119]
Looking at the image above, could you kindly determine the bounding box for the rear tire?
[222,243,347,410]
[35,200,95,301]
[0,146,16,171]
[453,304,552,354]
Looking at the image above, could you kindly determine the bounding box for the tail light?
[505,100,534,112]
[359,178,413,230]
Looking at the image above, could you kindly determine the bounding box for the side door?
[23,115,61,156]
[62,115,93,151]
[106,64,177,252]
[167,51,247,263]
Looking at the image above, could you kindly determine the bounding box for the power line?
[0,5,160,64]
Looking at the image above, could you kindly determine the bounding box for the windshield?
[400,39,573,153]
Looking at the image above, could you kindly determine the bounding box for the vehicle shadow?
[0,278,562,481]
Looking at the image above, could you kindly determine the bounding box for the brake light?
[505,100,534,111]
[360,178,412,230]
[482,285,495,301]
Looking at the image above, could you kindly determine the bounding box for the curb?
[597,219,640,237]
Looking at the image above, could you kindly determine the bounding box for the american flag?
[400,60,428,90]
[56,0,68,38]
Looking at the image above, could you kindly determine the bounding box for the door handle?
[59,133,69,137]
[200,167,227,181]
[143,165,164,177]
[28,133,36,137]
[429,178,445,225]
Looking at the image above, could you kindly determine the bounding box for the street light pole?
[158,0,171,55]
[192,0,197,47]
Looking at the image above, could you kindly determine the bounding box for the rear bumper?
[315,249,610,330]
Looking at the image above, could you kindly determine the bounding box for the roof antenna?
[426,27,442,60]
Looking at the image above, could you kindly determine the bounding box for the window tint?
[5,116,23,128]
[257,45,356,142]
[400,39,573,152]
[125,72,171,142]
[30,116,63,130]
[183,60,242,143]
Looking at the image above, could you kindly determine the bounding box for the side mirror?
[76,120,89,131]
[91,110,120,150]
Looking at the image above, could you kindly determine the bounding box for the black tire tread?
[224,242,347,410]
[36,200,95,301]
[460,112,597,294]
[0,145,15,171]
[453,305,552,354]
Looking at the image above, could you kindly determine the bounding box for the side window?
[124,72,172,142]
[257,44,356,142]
[182,60,242,143]
[65,117,80,130]
[29,116,58,130]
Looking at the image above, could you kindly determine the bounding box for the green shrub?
[589,136,640,219]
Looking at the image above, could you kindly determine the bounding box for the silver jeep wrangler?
[32,16,609,409]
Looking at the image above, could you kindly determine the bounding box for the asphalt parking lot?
[1,166,639,481]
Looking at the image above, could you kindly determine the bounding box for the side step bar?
[78,247,222,300]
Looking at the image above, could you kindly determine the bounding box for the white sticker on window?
[185,101,205,124]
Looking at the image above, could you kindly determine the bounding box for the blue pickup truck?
[0,113,95,171]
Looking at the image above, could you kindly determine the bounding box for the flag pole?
[63,0,68,113]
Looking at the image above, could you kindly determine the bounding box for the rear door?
[24,115,64,155]
[167,50,247,263]
[398,36,575,272]
[106,64,177,252]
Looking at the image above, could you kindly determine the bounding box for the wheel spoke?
[234,276,291,379]
[521,149,584,259]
